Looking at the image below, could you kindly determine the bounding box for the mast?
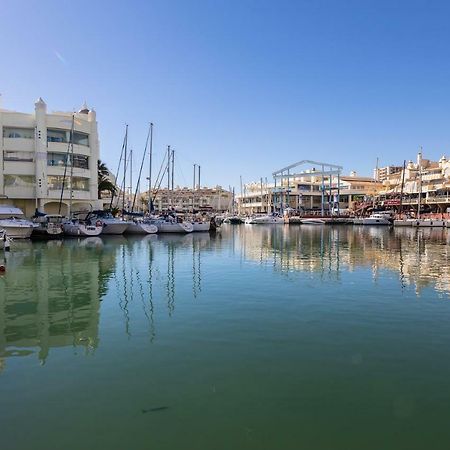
[132,123,152,212]
[417,148,422,219]
[148,123,153,213]
[123,127,128,215]
[373,157,379,210]
[198,165,201,190]
[399,159,406,216]
[167,145,171,210]
[109,124,127,211]
[58,114,75,216]
[129,148,133,211]
[171,148,175,192]
[68,114,75,217]
[193,164,196,213]
[239,175,243,215]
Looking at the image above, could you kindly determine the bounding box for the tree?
[98,160,117,199]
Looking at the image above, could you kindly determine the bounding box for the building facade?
[0,98,101,217]
[237,164,382,215]
[141,186,232,213]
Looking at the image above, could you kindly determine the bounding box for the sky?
[2,0,450,191]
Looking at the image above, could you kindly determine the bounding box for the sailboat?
[124,123,158,235]
[60,115,103,237]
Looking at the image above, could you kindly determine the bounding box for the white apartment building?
[0,98,101,217]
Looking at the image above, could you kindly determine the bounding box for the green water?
[1,225,450,450]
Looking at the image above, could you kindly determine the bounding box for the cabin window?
[3,127,35,139]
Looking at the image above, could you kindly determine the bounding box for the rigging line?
[58,114,74,215]
[152,151,168,193]
[109,125,128,210]
[132,124,152,211]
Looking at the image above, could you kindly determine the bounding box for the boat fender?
[96,220,103,227]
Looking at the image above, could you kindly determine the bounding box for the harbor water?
[2,225,450,450]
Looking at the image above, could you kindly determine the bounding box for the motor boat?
[32,214,64,239]
[86,210,131,235]
[63,219,103,237]
[245,214,285,224]
[361,213,392,225]
[125,220,158,235]
[0,205,34,238]
[415,219,445,227]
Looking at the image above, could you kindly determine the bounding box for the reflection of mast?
[192,238,202,298]
[118,245,131,337]
[167,243,175,315]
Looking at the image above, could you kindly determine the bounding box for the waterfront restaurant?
[0,98,101,217]
[237,160,382,215]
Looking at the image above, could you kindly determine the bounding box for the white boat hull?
[362,218,391,225]
[125,222,158,234]
[63,222,103,236]
[0,224,33,239]
[192,222,210,232]
[301,218,326,225]
[101,222,130,235]
[157,222,194,233]
[416,219,445,227]
[245,216,285,224]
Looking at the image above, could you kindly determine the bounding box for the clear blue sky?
[2,0,450,190]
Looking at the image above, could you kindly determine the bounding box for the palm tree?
[98,160,117,199]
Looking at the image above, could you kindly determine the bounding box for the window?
[3,127,35,139]
[72,131,89,146]
[47,176,90,191]
[4,151,34,162]
[47,152,68,167]
[47,129,68,143]
[47,152,89,169]
[4,175,35,187]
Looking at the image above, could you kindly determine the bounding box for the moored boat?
[0,206,34,239]
[86,211,131,235]
[245,213,285,224]
[63,219,103,237]
[32,214,64,239]
[125,220,158,235]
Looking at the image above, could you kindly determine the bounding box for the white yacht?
[245,214,285,224]
[362,213,392,225]
[0,206,34,238]
[86,211,131,235]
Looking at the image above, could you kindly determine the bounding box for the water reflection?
[0,238,115,370]
[1,226,450,371]
[235,225,450,295]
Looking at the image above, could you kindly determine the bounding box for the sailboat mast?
[129,148,133,211]
[68,114,75,217]
[417,149,422,219]
[171,149,175,192]
[148,123,153,213]
[167,145,171,210]
[399,160,406,215]
[193,164,196,213]
[123,126,128,214]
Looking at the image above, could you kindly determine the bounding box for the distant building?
[374,165,403,182]
[142,186,233,213]
[237,162,382,214]
[0,98,101,216]
[376,152,450,212]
